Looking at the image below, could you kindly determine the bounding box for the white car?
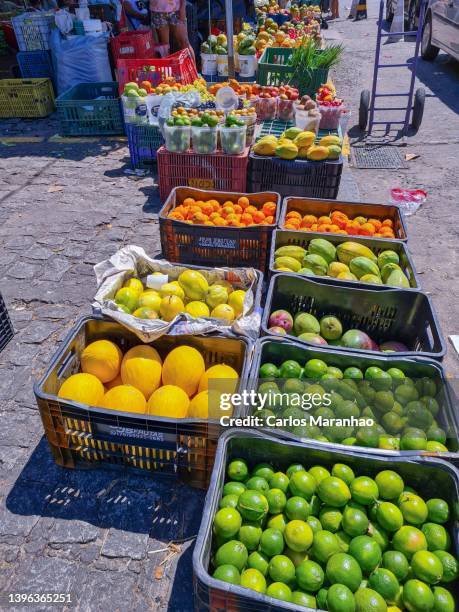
[421,0,459,61]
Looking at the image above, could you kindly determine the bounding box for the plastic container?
[159,186,280,269]
[295,106,321,133]
[319,102,345,130]
[240,114,257,146]
[126,123,164,170]
[164,123,191,153]
[192,125,218,154]
[17,50,54,81]
[193,429,459,611]
[110,30,155,62]
[277,97,295,121]
[220,125,247,155]
[0,291,14,354]
[254,95,277,120]
[33,316,252,489]
[270,229,420,289]
[201,53,217,76]
[0,78,54,118]
[279,196,408,241]
[263,273,445,359]
[216,54,228,77]
[12,12,55,51]
[237,53,257,78]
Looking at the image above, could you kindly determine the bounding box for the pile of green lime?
[255,358,449,452]
[211,458,458,610]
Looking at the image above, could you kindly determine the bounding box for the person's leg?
[171,20,196,62]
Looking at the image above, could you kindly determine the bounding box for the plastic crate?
[263,273,445,359]
[56,82,124,136]
[110,30,157,62]
[12,12,55,51]
[157,146,249,203]
[193,429,459,611]
[126,123,164,170]
[34,316,252,489]
[249,151,343,200]
[17,50,53,80]
[249,338,459,460]
[0,291,14,354]
[279,196,408,241]
[257,46,328,95]
[116,49,198,94]
[269,229,421,289]
[159,186,280,270]
[0,78,54,118]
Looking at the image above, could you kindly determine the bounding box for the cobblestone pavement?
[0,3,458,609]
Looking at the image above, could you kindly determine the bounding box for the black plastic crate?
[262,273,445,360]
[0,291,14,354]
[193,429,459,612]
[249,152,343,200]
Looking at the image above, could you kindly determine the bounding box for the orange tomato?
[206,199,220,212]
[262,201,277,217]
[287,217,301,228]
[238,196,250,209]
[204,221,214,226]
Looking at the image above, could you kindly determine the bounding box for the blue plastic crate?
[56,82,124,136]
[126,123,164,170]
[17,50,54,80]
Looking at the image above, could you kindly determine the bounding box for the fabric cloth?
[124,0,149,29]
[150,0,180,13]
[151,9,182,26]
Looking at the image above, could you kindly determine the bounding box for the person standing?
[123,0,150,29]
[150,0,195,61]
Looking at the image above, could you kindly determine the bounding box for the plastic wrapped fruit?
[277,98,295,122]
[164,124,191,153]
[318,103,344,130]
[192,126,218,154]
[255,96,278,120]
[220,125,247,155]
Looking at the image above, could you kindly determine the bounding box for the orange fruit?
[245,205,258,215]
[201,203,213,216]
[318,216,332,225]
[382,219,393,228]
[194,200,205,208]
[238,196,250,209]
[214,217,228,226]
[183,197,195,207]
[253,211,265,224]
[207,199,221,211]
[262,202,277,217]
[221,205,235,217]
[368,218,382,231]
[359,223,375,236]
[329,224,340,233]
[210,211,221,221]
[264,215,274,224]
[310,223,318,231]
[233,204,243,214]
[191,211,208,224]
[241,213,253,225]
[204,221,214,226]
[302,214,317,226]
[284,223,297,230]
[169,211,184,220]
[286,211,302,220]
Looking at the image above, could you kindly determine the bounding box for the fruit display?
[316,84,345,130]
[166,194,277,227]
[272,239,412,288]
[255,15,321,56]
[122,77,213,100]
[221,115,247,155]
[283,209,398,239]
[254,129,342,162]
[209,451,459,608]
[201,33,229,56]
[235,29,257,56]
[57,340,239,419]
[255,352,452,452]
[253,85,299,121]
[168,108,224,127]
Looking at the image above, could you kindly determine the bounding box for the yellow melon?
[58,373,104,406]
[147,385,190,418]
[198,364,239,393]
[100,385,147,413]
[188,390,209,419]
[121,345,162,399]
[105,373,123,390]
[161,345,205,397]
[80,340,122,383]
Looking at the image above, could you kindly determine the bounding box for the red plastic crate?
[110,30,167,63]
[117,49,198,94]
[157,146,249,202]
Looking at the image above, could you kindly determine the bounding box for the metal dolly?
[359,0,427,136]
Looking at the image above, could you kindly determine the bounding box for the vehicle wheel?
[359,90,370,130]
[411,87,425,129]
[421,13,439,60]
[385,0,394,22]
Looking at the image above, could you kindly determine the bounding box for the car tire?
[421,12,439,60]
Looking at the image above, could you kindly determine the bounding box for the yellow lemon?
[58,373,104,406]
[185,301,210,318]
[138,290,161,311]
[198,364,239,393]
[162,345,205,397]
[80,340,123,383]
[147,385,190,418]
[123,277,144,295]
[100,385,147,414]
[211,280,233,293]
[105,373,123,390]
[211,304,235,322]
[188,390,209,418]
[228,289,247,316]
[160,281,185,300]
[178,270,209,301]
[121,345,162,399]
[160,295,185,321]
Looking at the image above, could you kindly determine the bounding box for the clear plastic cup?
[318,104,345,130]
[191,126,218,154]
[277,98,295,122]
[220,125,247,155]
[295,107,321,135]
[254,96,278,120]
[164,124,191,153]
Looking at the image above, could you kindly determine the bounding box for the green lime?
[374,390,395,413]
[227,459,248,481]
[265,488,287,515]
[266,581,292,602]
[400,428,427,451]
[344,367,364,380]
[269,471,290,493]
[223,481,246,497]
[395,383,419,405]
[426,426,447,445]
[318,476,351,507]
[289,470,317,500]
[426,441,449,452]
[296,559,325,592]
[311,530,341,563]
[267,513,287,533]
[342,505,370,537]
[392,526,427,559]
[259,528,284,558]
[285,496,310,521]
[375,471,404,500]
[238,524,262,551]
[379,436,400,451]
[349,535,383,574]
[426,499,449,524]
[398,493,428,526]
[355,587,387,612]
[252,462,275,480]
[365,366,384,381]
[292,590,317,607]
[356,427,380,448]
[382,412,405,434]
[307,515,323,534]
[381,550,410,581]
[213,507,242,539]
[327,583,356,612]
[287,463,305,478]
[237,490,269,522]
[212,564,241,585]
[369,568,400,603]
[326,552,363,592]
[284,520,313,552]
[284,546,308,567]
[309,494,321,517]
[387,367,406,382]
[332,463,356,485]
[411,550,444,584]
[283,378,305,394]
[317,587,329,609]
[259,363,279,379]
[304,359,328,379]
[336,529,352,552]
[433,551,459,582]
[215,540,248,571]
[319,506,343,532]
[368,522,390,552]
[240,568,266,593]
[422,396,440,416]
[219,494,239,509]
[351,476,379,506]
[376,502,404,532]
[403,579,434,612]
[247,550,269,575]
[326,366,344,379]
[268,554,296,585]
[280,360,302,379]
[422,523,451,551]
[309,465,331,484]
[432,586,455,612]
[246,476,270,493]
